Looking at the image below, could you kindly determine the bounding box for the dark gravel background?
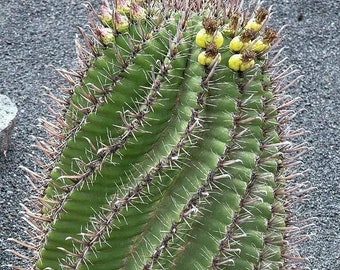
[0,0,338,269]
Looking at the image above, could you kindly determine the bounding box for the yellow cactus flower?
[245,8,268,32]
[240,58,255,71]
[251,28,277,53]
[245,19,262,32]
[212,31,224,48]
[252,40,269,52]
[229,29,256,52]
[195,29,224,49]
[196,18,224,49]
[198,51,222,66]
[228,54,242,71]
[198,42,221,66]
[229,36,250,52]
[228,50,256,71]
[195,29,207,48]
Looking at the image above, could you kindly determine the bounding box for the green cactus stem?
[10,1,308,269]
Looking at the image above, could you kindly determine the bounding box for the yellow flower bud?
[198,51,221,66]
[114,11,129,33]
[116,0,130,15]
[197,51,207,65]
[229,29,255,52]
[131,2,146,21]
[245,8,268,32]
[251,28,277,53]
[228,50,256,72]
[98,27,115,45]
[251,39,269,53]
[229,36,250,52]
[195,29,224,49]
[100,5,113,28]
[196,18,224,49]
[228,54,243,71]
[240,59,255,71]
[245,19,262,32]
[212,31,224,48]
[195,29,207,48]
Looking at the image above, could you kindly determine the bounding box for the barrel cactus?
[11,0,307,269]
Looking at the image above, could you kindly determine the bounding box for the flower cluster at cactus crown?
[8,1,309,269]
[96,1,278,72]
[195,8,277,71]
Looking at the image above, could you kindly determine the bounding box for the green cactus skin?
[11,1,307,269]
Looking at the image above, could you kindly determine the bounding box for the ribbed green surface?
[35,3,291,270]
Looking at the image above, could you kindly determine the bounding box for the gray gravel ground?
[0,0,339,269]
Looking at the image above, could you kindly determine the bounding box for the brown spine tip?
[202,18,219,34]
[241,49,256,62]
[230,12,240,28]
[240,29,256,42]
[205,42,219,58]
[263,28,278,44]
[255,8,269,24]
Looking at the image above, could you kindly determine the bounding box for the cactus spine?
[12,0,307,269]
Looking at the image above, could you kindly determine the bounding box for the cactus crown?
[11,0,307,269]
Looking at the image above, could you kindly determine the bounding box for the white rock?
[0,95,18,156]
